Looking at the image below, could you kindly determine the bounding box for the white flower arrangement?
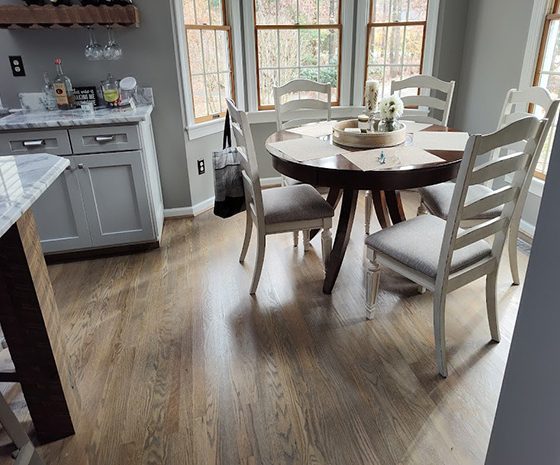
[379,95,404,121]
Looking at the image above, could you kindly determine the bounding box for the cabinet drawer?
[69,125,140,154]
[0,129,72,156]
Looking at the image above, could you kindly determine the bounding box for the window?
[533,0,560,178]
[253,0,341,109]
[366,0,430,97]
[183,0,235,123]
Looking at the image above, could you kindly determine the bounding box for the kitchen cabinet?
[76,150,155,247]
[32,156,92,253]
[0,108,164,255]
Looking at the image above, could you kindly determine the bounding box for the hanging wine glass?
[85,26,103,61]
[103,26,123,61]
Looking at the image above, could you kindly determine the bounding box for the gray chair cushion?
[263,184,335,224]
[365,215,492,278]
[419,182,503,220]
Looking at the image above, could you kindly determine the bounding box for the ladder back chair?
[365,116,547,377]
[273,79,332,248]
[364,75,456,234]
[418,86,560,285]
[226,98,334,295]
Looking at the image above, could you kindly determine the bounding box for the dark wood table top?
[266,124,465,191]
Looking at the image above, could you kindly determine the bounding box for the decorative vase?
[379,118,399,132]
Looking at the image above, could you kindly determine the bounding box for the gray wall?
[485,114,560,465]
[0,0,193,209]
[452,0,542,233]
[454,0,534,134]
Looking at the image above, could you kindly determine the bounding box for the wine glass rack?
[0,4,140,29]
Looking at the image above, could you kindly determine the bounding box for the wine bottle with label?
[53,58,76,110]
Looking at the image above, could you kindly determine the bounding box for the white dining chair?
[0,391,44,465]
[418,87,560,285]
[365,75,456,234]
[364,116,547,377]
[226,98,334,295]
[274,79,332,249]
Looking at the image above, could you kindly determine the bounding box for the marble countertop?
[0,105,153,130]
[0,153,69,238]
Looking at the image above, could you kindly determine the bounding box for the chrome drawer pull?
[22,140,45,147]
[94,135,115,143]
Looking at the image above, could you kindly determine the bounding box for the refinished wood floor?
[0,192,528,465]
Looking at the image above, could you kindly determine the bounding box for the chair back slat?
[400,95,447,111]
[436,116,547,287]
[469,152,526,185]
[487,86,560,187]
[390,74,455,126]
[226,98,264,224]
[274,79,332,131]
[461,185,517,219]
[454,217,507,250]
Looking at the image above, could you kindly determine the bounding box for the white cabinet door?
[33,157,92,254]
[76,151,155,247]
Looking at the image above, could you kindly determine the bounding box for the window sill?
[186,118,225,140]
[186,106,366,139]
[247,106,364,124]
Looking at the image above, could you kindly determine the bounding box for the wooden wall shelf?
[0,5,140,29]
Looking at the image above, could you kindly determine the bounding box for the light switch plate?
[9,56,26,77]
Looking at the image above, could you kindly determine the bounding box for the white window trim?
[518,0,550,197]
[171,0,245,140]
[353,0,440,104]
[175,0,441,139]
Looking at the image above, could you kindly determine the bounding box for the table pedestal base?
[0,211,78,443]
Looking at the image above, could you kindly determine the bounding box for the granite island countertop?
[0,153,69,237]
[0,105,153,130]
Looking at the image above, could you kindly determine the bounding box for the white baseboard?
[164,196,214,218]
[519,219,536,240]
[164,177,282,219]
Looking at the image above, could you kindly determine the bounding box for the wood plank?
[0,192,529,465]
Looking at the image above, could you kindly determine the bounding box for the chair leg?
[249,234,266,295]
[239,211,252,263]
[366,253,381,320]
[417,200,428,216]
[365,190,372,235]
[321,227,332,269]
[303,230,311,251]
[293,231,299,248]
[508,221,521,286]
[486,270,501,342]
[433,290,448,378]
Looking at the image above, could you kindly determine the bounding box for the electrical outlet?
[9,56,25,77]
[197,159,205,175]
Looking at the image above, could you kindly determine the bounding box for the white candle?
[365,80,380,114]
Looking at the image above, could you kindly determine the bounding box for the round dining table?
[265,124,465,294]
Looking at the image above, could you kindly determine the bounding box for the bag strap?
[222,110,232,149]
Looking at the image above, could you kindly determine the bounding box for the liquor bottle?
[53,58,76,110]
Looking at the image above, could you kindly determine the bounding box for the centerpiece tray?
[332,119,406,149]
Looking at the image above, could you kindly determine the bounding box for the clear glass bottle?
[42,72,57,111]
[53,58,76,110]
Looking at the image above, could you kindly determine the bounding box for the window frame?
[251,0,344,110]
[531,0,560,180]
[183,0,236,124]
[364,0,429,99]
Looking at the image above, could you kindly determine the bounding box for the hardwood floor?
[0,192,527,465]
